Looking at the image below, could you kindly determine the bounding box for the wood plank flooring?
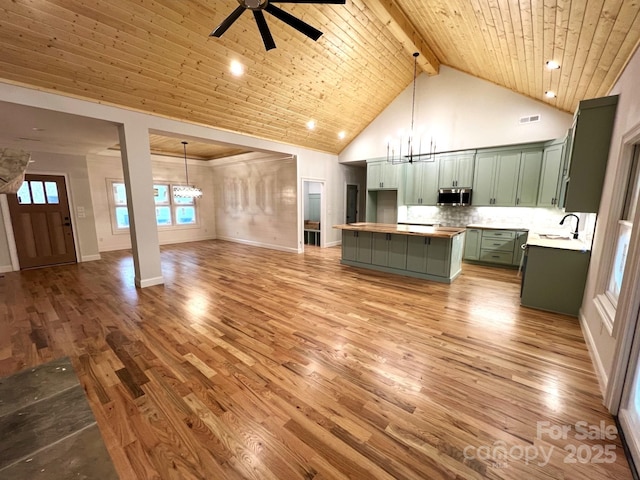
[0,240,633,479]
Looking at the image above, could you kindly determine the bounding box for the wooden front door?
[7,174,77,269]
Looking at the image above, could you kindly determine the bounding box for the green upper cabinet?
[473,146,542,207]
[563,95,618,213]
[537,140,565,207]
[473,150,520,206]
[438,151,475,188]
[403,160,439,205]
[367,160,400,190]
[516,149,543,206]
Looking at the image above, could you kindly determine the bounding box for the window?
[17,180,59,205]
[596,145,640,333]
[109,181,198,232]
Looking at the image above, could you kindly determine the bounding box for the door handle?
[64,222,71,226]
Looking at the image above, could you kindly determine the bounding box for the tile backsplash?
[399,205,596,242]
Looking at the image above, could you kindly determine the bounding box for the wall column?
[118,123,163,288]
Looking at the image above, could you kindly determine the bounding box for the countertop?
[526,232,591,252]
[333,223,466,238]
[466,224,529,231]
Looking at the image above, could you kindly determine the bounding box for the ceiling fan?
[210,0,346,51]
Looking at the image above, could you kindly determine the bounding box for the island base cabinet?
[372,233,407,269]
[340,230,464,283]
[341,231,372,264]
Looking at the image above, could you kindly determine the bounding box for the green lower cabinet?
[372,233,407,269]
[463,228,482,260]
[341,231,372,264]
[464,228,528,267]
[521,246,591,316]
[406,236,451,277]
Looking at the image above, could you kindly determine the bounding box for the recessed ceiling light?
[230,60,244,76]
[546,60,561,70]
[32,127,45,131]
[545,91,557,98]
[338,131,346,139]
[306,120,316,130]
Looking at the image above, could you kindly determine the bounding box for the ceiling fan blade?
[271,1,345,3]
[210,5,245,37]
[265,4,323,41]
[253,10,276,51]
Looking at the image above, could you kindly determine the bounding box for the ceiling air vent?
[519,114,541,124]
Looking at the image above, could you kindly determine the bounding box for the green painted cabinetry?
[563,95,619,213]
[473,147,542,207]
[341,230,372,264]
[372,233,408,269]
[438,152,475,188]
[464,228,528,267]
[521,246,591,316]
[403,160,439,205]
[406,236,450,277]
[537,140,565,207]
[463,228,482,260]
[367,160,400,190]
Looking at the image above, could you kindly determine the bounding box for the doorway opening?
[346,184,358,224]
[6,174,77,269]
[302,180,323,251]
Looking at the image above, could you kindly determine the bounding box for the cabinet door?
[492,151,521,206]
[455,153,475,188]
[512,231,528,266]
[406,236,428,273]
[342,231,358,261]
[516,149,543,206]
[371,232,388,266]
[381,162,400,189]
[463,229,482,260]
[537,143,564,207]
[473,152,497,205]
[404,163,424,205]
[388,234,408,269]
[426,237,450,277]
[367,162,382,190]
[438,156,457,188]
[356,232,372,264]
[420,160,439,205]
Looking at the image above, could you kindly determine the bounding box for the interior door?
[346,184,358,223]
[7,174,77,269]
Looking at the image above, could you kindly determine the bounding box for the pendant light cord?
[182,141,190,186]
[410,52,419,141]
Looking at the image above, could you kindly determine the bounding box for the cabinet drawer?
[480,249,514,264]
[481,230,516,240]
[481,237,515,252]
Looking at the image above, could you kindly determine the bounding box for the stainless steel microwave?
[437,188,472,206]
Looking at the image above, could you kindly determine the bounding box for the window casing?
[109,180,198,233]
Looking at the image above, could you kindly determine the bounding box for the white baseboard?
[216,236,298,253]
[325,240,341,248]
[0,265,14,273]
[579,310,609,398]
[135,276,164,288]
[81,254,101,262]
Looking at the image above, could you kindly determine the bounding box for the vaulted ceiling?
[1,0,639,157]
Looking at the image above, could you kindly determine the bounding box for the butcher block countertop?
[333,223,466,238]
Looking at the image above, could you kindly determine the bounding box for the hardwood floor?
[0,240,633,479]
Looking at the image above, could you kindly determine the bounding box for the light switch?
[76,206,86,218]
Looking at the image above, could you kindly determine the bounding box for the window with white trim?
[109,181,197,232]
[596,145,640,332]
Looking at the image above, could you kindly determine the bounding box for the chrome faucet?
[560,213,580,239]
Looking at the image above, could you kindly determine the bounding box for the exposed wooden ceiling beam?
[365,0,440,75]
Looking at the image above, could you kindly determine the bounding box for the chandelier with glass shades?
[174,141,203,198]
[386,52,436,165]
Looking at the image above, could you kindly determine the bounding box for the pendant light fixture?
[174,141,203,199]
[386,52,436,164]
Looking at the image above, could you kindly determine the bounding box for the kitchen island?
[334,223,466,283]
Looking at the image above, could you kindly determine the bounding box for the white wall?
[87,153,216,252]
[340,66,573,162]
[212,154,297,252]
[580,45,640,394]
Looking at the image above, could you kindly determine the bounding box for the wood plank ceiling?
[0,0,639,156]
